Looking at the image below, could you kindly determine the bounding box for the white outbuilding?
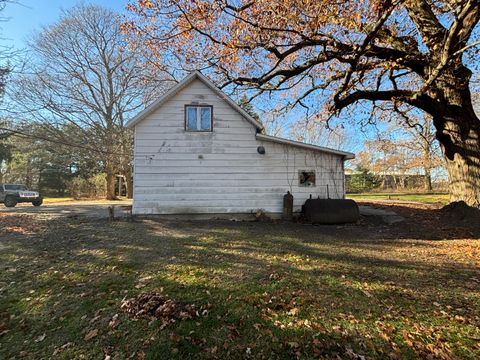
[126,71,354,216]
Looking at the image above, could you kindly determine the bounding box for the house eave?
[256,133,355,160]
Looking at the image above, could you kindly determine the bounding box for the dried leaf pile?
[0,213,46,235]
[121,292,202,329]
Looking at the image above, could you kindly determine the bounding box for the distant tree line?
[0,122,105,197]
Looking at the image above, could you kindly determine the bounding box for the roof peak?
[126,70,264,130]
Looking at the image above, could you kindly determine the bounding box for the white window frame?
[185,105,213,132]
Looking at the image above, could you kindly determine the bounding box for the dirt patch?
[121,292,204,329]
[441,201,480,225]
[357,201,480,240]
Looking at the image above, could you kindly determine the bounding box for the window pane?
[4,185,27,191]
[187,107,197,130]
[299,171,316,187]
[200,107,211,130]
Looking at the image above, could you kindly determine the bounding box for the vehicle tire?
[4,196,17,208]
[32,199,43,207]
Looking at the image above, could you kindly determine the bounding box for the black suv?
[0,184,43,208]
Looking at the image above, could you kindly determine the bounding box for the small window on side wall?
[299,170,316,187]
[185,105,212,132]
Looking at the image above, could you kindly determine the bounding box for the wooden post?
[108,206,115,221]
[117,175,122,197]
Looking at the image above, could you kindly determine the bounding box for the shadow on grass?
[0,216,479,359]
[357,201,480,240]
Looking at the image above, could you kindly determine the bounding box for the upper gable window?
[185,105,212,132]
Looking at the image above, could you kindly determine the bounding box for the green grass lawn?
[43,197,75,203]
[1,216,479,359]
[347,192,450,204]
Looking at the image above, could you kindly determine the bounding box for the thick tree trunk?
[434,105,480,208]
[25,159,32,189]
[424,172,433,192]
[423,150,433,192]
[430,65,480,208]
[105,161,116,200]
[124,168,133,199]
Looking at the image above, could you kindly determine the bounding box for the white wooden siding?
[133,78,345,215]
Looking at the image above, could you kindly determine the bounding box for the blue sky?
[1,0,128,49]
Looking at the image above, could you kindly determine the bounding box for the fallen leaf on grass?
[0,322,8,337]
[207,346,217,355]
[169,333,183,343]
[90,315,101,323]
[362,290,373,298]
[53,342,74,355]
[402,330,414,347]
[109,314,119,328]
[288,341,299,348]
[287,307,299,316]
[34,333,46,342]
[84,329,98,341]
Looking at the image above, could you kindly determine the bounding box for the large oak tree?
[126,0,480,207]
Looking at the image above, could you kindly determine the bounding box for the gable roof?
[256,133,355,160]
[125,71,264,130]
[126,70,354,160]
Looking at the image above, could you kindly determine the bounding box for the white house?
[126,71,354,216]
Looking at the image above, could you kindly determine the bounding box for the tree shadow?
[355,201,480,240]
[0,216,479,359]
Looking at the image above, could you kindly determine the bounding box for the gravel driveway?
[0,199,132,219]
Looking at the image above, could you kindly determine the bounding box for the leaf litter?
[121,291,207,329]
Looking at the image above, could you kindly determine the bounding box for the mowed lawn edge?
[347,193,450,205]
